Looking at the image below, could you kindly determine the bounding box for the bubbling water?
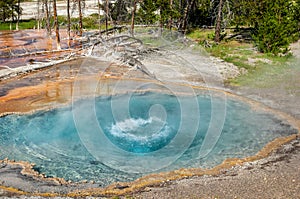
[108,117,174,153]
[0,92,297,186]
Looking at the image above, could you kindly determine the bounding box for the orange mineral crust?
[0,75,299,197]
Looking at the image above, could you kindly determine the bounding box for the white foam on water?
[109,117,172,143]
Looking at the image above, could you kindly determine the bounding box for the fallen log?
[0,57,77,81]
[0,48,82,59]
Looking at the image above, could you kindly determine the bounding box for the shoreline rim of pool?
[0,77,299,197]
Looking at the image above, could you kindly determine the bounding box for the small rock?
[115,184,129,189]
[0,163,7,168]
[279,144,295,153]
[144,187,151,192]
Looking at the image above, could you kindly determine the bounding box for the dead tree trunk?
[10,5,13,30]
[105,0,109,34]
[214,0,223,43]
[180,0,195,34]
[44,0,51,36]
[168,0,173,30]
[37,0,41,30]
[97,0,101,35]
[78,0,83,36]
[53,0,61,50]
[67,0,71,41]
[130,0,137,36]
[16,0,20,30]
[159,5,163,35]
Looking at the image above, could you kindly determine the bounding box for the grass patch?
[231,54,295,87]
[0,19,36,30]
[187,28,215,41]
[187,29,295,87]
[0,14,110,31]
[206,40,257,71]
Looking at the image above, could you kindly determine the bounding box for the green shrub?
[252,0,299,55]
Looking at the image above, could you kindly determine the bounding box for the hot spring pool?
[0,91,297,186]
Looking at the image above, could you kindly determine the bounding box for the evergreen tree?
[136,0,158,25]
[178,0,196,34]
[188,0,211,27]
[156,0,173,29]
[252,0,300,54]
[0,0,22,23]
[110,0,131,24]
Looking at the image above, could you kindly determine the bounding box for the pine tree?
[0,0,21,23]
[137,0,157,25]
[252,0,299,54]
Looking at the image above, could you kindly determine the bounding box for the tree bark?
[78,0,83,36]
[159,5,163,32]
[67,0,71,41]
[16,0,20,30]
[97,0,101,35]
[130,0,137,36]
[168,0,173,30]
[214,0,223,43]
[105,0,109,34]
[180,0,195,34]
[53,0,61,50]
[10,6,13,31]
[44,0,51,36]
[37,0,41,30]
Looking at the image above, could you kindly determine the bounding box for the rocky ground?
[128,41,300,199]
[131,139,300,199]
[1,1,298,198]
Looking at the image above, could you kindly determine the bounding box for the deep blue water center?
[0,92,297,185]
[97,93,180,153]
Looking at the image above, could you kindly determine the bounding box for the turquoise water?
[0,92,297,185]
